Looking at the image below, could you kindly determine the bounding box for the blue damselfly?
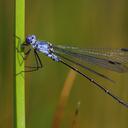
[16,35,128,108]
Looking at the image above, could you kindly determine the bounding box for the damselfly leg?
[24,50,43,72]
[16,36,43,75]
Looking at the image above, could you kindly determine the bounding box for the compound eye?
[31,35,36,40]
[26,35,36,44]
[26,36,32,44]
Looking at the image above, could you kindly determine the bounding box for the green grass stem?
[14,0,25,127]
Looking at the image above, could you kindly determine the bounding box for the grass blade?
[14,0,25,127]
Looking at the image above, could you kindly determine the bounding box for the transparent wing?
[53,45,128,73]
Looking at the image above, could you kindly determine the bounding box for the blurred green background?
[1,0,128,128]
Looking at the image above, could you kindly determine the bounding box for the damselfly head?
[26,35,36,44]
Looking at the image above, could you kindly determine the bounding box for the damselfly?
[17,35,128,108]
